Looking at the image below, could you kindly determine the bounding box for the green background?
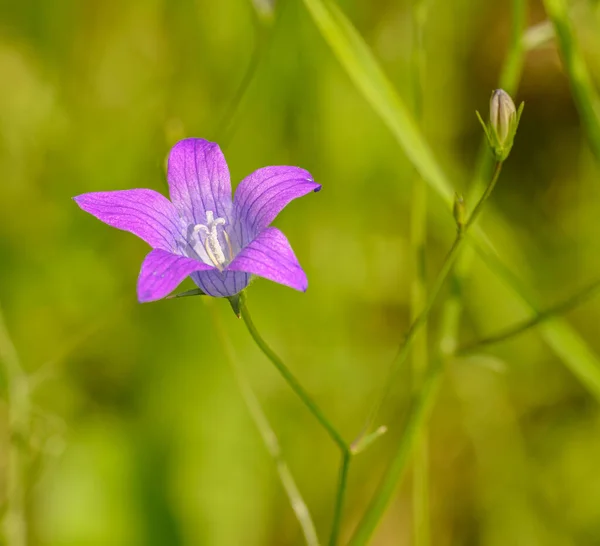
[1,0,600,544]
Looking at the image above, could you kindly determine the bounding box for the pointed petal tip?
[137,291,157,303]
[298,278,309,293]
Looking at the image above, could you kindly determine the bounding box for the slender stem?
[471,236,600,400]
[329,450,351,546]
[301,0,600,402]
[409,1,430,544]
[467,0,526,203]
[239,295,346,451]
[0,303,28,546]
[457,277,600,355]
[356,163,503,440]
[349,162,503,544]
[208,301,320,546]
[349,358,443,546]
[238,295,351,545]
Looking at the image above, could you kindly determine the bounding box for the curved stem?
[239,295,346,451]
[471,238,600,400]
[349,162,503,544]
[208,300,320,546]
[356,163,503,441]
[457,277,600,355]
[238,294,351,545]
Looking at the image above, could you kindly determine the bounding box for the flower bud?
[476,89,524,162]
[453,192,466,231]
[490,89,515,146]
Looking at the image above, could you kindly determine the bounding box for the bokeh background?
[2,0,600,544]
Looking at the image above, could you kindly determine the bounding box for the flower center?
[193,211,233,271]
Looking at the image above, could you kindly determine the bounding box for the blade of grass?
[300,0,600,403]
[409,1,431,544]
[301,0,453,205]
[543,0,600,163]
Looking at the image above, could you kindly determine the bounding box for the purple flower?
[74,138,320,302]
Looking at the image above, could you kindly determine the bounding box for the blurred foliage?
[1,0,600,545]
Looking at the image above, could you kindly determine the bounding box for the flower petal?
[74,190,183,252]
[190,270,251,298]
[233,166,320,236]
[137,249,215,302]
[227,227,308,292]
[167,138,233,225]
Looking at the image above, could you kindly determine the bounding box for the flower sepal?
[476,89,524,162]
[166,287,207,299]
[227,292,244,318]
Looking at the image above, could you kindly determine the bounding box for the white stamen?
[193,210,228,270]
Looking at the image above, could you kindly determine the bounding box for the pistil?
[193,210,230,270]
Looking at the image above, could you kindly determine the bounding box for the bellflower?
[74,138,320,302]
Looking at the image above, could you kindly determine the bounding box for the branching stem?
[457,277,600,355]
[349,161,503,545]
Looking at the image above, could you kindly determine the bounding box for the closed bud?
[476,89,524,162]
[490,89,515,146]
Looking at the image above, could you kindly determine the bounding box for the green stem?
[239,295,346,451]
[457,277,600,355]
[301,0,600,401]
[468,0,526,203]
[409,1,430,544]
[356,163,503,440]
[208,300,320,546]
[471,238,600,400]
[329,450,351,546]
[349,162,503,544]
[238,294,351,545]
[349,358,443,546]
